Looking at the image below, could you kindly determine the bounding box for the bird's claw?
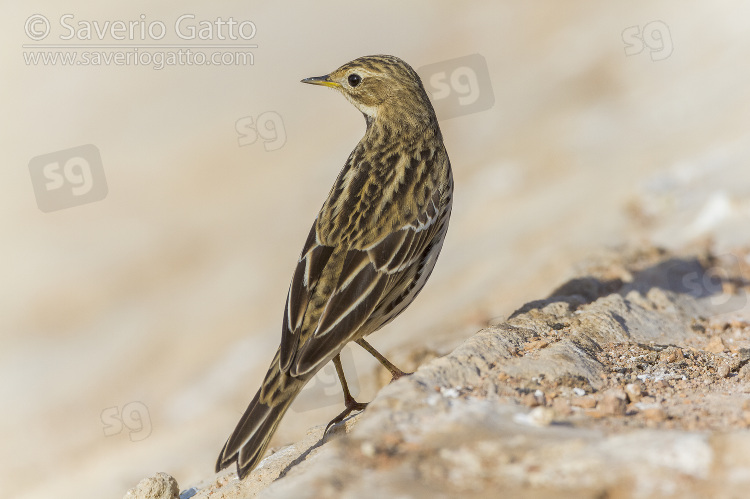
[324,400,368,434]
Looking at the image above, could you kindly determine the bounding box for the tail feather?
[216,368,304,478]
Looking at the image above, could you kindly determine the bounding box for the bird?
[216,54,453,479]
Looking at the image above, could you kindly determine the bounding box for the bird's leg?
[356,338,412,382]
[325,354,368,433]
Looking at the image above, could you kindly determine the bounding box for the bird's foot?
[388,368,413,383]
[324,399,368,434]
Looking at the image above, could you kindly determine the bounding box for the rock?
[641,406,668,422]
[523,339,549,351]
[513,406,555,427]
[659,346,684,363]
[122,472,179,499]
[600,389,628,416]
[571,395,597,409]
[522,389,546,407]
[522,392,539,407]
[551,397,573,416]
[624,383,643,403]
[140,248,750,498]
[706,336,726,353]
[653,379,670,390]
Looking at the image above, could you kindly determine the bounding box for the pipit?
[216,54,453,479]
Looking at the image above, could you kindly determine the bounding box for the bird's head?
[302,55,435,128]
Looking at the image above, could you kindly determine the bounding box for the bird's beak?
[301,74,341,89]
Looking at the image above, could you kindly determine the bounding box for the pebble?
[524,339,549,351]
[659,347,684,363]
[522,392,540,407]
[600,389,628,416]
[528,406,555,426]
[653,379,670,389]
[534,389,546,406]
[717,363,731,378]
[440,386,463,398]
[642,406,667,422]
[522,390,546,407]
[552,397,573,416]
[122,472,179,499]
[706,336,726,354]
[572,387,586,397]
[571,395,597,409]
[513,406,555,427]
[624,383,643,403]
[360,441,376,458]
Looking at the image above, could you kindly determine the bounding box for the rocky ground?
[125,244,750,498]
[7,3,750,498]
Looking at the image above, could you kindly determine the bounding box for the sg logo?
[292,345,359,412]
[622,21,673,61]
[419,54,495,120]
[666,255,747,316]
[101,401,152,442]
[236,111,286,151]
[28,144,108,212]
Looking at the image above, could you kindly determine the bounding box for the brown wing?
[279,224,333,372]
[280,186,448,378]
[362,188,450,334]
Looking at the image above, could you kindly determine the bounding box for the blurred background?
[3,1,749,497]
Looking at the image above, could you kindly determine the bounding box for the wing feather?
[280,225,334,371]
[281,153,450,378]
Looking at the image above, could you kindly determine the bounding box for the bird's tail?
[216,354,305,479]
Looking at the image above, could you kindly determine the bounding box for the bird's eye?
[347,74,362,87]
